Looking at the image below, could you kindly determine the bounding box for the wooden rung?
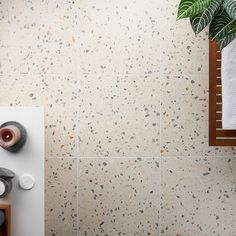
[214,139,236,146]
[216,130,236,137]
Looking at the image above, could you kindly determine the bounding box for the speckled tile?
[6,0,78,32]
[0,74,46,106]
[161,75,236,156]
[45,158,77,236]
[159,0,209,76]
[1,0,79,75]
[78,30,159,75]
[78,157,160,236]
[161,156,236,236]
[7,0,78,25]
[0,74,78,157]
[45,75,78,157]
[78,75,160,157]
[77,0,160,75]
[0,44,77,75]
[0,23,11,47]
[78,0,159,36]
[0,1,10,22]
[0,47,18,75]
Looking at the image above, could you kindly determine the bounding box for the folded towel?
[221,39,236,129]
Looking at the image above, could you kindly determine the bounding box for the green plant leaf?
[224,0,236,20]
[228,21,236,32]
[209,10,235,40]
[190,0,223,34]
[190,14,202,33]
[213,14,236,48]
[177,0,212,20]
[217,32,236,48]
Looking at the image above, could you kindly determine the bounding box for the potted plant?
[177,0,236,130]
[177,0,236,49]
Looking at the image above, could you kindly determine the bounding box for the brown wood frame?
[209,40,236,146]
[0,204,10,236]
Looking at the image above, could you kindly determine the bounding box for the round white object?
[0,180,6,196]
[19,174,35,190]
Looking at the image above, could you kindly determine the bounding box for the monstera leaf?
[177,0,212,19]
[190,0,223,34]
[224,0,236,20]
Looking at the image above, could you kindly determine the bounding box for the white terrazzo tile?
[77,0,160,75]
[45,158,77,236]
[78,157,160,236]
[78,74,160,157]
[161,156,236,236]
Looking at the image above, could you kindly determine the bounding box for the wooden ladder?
[209,41,236,146]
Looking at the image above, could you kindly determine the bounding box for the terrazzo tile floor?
[0,0,236,235]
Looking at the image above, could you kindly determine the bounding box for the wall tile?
[6,0,79,29]
[0,1,10,22]
[161,75,236,156]
[0,23,11,47]
[44,75,78,157]
[78,75,160,157]
[78,0,159,36]
[0,74,78,157]
[78,157,160,236]
[161,156,236,236]
[45,158,78,236]
[0,74,46,106]
[78,30,159,75]
[1,0,79,75]
[158,0,209,76]
[77,0,160,75]
[0,44,77,76]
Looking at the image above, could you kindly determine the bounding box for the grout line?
[45,156,79,159]
[76,7,81,236]
[159,158,162,236]
[76,158,79,236]
[155,155,236,158]
[159,42,162,236]
[45,155,236,159]
[67,156,161,159]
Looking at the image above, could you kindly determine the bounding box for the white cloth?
[222,39,236,129]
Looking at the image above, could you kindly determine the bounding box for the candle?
[0,121,27,152]
[0,125,21,148]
